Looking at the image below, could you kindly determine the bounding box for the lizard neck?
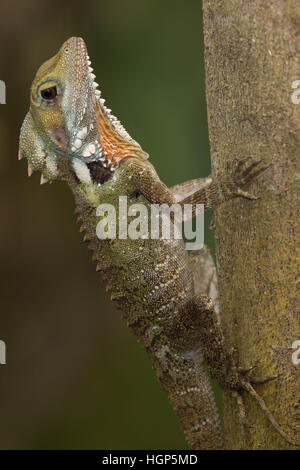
[94,101,148,169]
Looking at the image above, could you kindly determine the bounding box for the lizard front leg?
[180,159,269,214]
[170,176,213,202]
[127,157,268,216]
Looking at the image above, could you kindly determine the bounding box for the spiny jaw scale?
[65,38,146,178]
[68,44,123,175]
[80,41,138,151]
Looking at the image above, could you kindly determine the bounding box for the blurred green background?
[0,0,219,449]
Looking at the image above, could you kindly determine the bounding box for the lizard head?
[19,37,148,186]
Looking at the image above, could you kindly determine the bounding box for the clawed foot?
[227,349,279,392]
[230,157,271,200]
[237,364,279,385]
[226,351,298,446]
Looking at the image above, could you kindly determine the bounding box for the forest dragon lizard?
[18,37,296,449]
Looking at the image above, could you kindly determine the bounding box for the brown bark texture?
[202,0,300,449]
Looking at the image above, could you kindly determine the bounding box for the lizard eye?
[40,86,57,101]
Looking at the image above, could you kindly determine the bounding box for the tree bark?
[202,0,300,449]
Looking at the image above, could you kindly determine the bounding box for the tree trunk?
[202,0,300,449]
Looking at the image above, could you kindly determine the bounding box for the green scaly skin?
[19,37,297,449]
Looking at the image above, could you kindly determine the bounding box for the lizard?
[18,37,297,449]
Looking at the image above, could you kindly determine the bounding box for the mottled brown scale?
[69,160,225,449]
[19,36,297,449]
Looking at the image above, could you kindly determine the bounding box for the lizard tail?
[153,348,224,450]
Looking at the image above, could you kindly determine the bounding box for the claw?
[240,159,271,185]
[234,158,270,183]
[250,374,279,385]
[234,158,249,173]
[238,364,279,385]
[27,165,34,177]
[245,165,270,182]
[238,364,258,375]
[231,159,271,202]
[40,174,48,185]
[235,188,260,200]
[241,159,262,174]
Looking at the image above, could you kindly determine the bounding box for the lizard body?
[19,37,296,449]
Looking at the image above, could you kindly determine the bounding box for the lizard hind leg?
[187,295,299,447]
